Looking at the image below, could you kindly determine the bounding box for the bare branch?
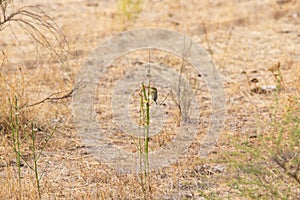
[0,3,69,68]
[27,89,74,107]
[272,155,300,185]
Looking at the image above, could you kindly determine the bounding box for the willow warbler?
[149,87,158,105]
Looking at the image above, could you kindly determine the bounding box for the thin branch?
[272,156,300,185]
[26,83,83,107]
[27,89,74,107]
[0,4,69,67]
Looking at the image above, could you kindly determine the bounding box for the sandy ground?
[0,0,300,199]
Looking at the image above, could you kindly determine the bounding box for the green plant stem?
[139,86,144,187]
[31,123,41,200]
[141,83,150,174]
[9,97,22,197]
[139,83,152,198]
[144,92,150,173]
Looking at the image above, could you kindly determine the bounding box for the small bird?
[149,87,158,105]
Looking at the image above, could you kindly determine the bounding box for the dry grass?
[1,0,300,199]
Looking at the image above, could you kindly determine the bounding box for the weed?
[7,96,56,199]
[117,0,143,20]
[226,71,300,199]
[0,0,69,70]
[137,82,153,199]
[0,1,65,198]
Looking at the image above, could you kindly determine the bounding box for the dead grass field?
[0,0,300,199]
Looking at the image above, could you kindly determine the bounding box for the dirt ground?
[0,0,300,199]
